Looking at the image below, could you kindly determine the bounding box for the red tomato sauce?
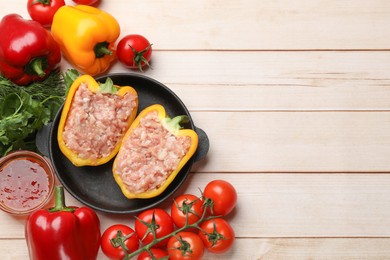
[0,158,50,211]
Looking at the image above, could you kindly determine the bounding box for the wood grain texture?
[2,1,390,50]
[86,51,390,111]
[101,0,390,50]
[3,238,390,260]
[2,174,390,239]
[191,111,390,172]
[1,0,390,259]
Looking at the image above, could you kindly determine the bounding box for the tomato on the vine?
[135,208,174,247]
[204,180,237,216]
[27,0,65,27]
[198,218,235,254]
[116,34,153,71]
[167,231,204,260]
[101,224,139,260]
[171,194,203,229]
[72,0,99,5]
[137,248,169,260]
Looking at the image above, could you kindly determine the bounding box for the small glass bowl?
[0,150,55,216]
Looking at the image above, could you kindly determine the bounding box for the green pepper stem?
[29,58,46,77]
[49,186,75,213]
[94,42,112,58]
[164,115,189,133]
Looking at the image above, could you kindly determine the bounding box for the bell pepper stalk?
[112,104,199,199]
[57,74,138,166]
[51,5,120,76]
[0,14,61,85]
[25,186,101,260]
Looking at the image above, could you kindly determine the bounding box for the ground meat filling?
[115,110,191,194]
[62,83,137,160]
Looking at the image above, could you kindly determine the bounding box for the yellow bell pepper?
[51,5,120,76]
[57,75,138,166]
[113,104,199,199]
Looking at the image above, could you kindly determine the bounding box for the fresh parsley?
[0,70,65,156]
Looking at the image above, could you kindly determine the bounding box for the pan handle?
[35,122,52,157]
[193,126,209,162]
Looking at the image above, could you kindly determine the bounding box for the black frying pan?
[36,73,209,214]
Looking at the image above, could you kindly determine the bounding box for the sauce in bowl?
[0,151,54,215]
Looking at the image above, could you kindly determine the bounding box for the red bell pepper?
[25,186,101,260]
[0,14,61,85]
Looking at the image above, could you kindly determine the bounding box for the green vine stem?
[123,197,218,259]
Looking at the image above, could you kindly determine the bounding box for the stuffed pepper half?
[113,104,198,199]
[58,75,138,166]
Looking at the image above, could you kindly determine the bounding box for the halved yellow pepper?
[57,74,138,167]
[113,104,198,199]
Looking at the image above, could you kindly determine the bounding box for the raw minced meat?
[62,83,137,160]
[114,110,191,194]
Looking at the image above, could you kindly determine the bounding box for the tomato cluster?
[101,180,237,260]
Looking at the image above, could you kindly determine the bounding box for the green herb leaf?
[63,69,80,95]
[0,70,65,156]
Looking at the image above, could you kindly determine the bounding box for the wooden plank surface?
[2,238,390,260]
[3,1,390,50]
[83,0,390,50]
[192,111,390,172]
[2,173,390,239]
[93,51,390,111]
[1,0,390,259]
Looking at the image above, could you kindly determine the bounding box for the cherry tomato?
[171,194,203,229]
[117,34,153,71]
[101,224,139,260]
[204,180,237,216]
[167,231,204,260]
[198,218,235,254]
[27,0,65,27]
[137,248,169,260]
[135,208,174,247]
[72,0,99,5]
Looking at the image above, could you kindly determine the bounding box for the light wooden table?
[2,1,390,259]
